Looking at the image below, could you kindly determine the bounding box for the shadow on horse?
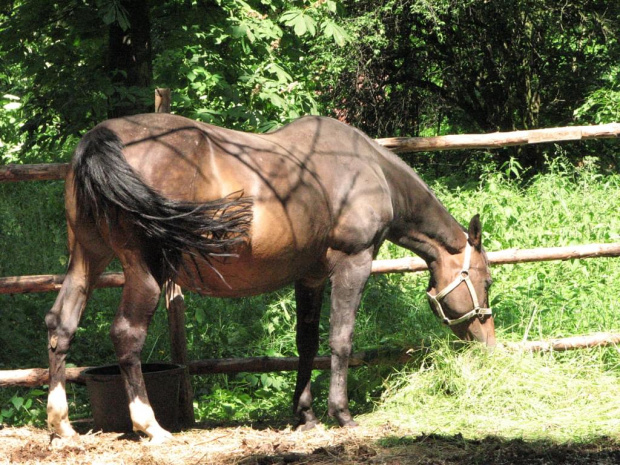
[45,114,494,443]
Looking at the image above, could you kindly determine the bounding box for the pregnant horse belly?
[177,203,329,296]
[176,252,318,297]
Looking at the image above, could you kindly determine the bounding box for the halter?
[426,236,492,326]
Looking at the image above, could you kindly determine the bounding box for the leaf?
[322,20,349,46]
[267,92,287,108]
[303,15,317,37]
[195,307,206,325]
[326,0,338,13]
[279,10,301,24]
[280,9,316,37]
[231,24,248,39]
[265,62,293,83]
[97,0,130,30]
[261,373,273,388]
[11,395,24,410]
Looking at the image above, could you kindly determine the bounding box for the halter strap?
[427,236,492,326]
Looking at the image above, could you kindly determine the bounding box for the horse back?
[86,114,394,295]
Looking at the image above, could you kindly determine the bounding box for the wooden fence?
[1,97,619,427]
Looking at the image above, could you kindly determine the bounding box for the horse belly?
[177,202,329,297]
[176,253,319,297]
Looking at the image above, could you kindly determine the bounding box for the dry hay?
[2,421,620,464]
[1,421,403,465]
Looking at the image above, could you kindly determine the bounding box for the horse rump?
[71,125,253,282]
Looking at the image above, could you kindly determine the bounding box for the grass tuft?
[370,339,620,442]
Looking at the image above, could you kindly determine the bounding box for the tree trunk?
[107,0,153,118]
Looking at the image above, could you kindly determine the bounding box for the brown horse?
[46,114,495,443]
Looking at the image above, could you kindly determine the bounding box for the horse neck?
[384,158,466,263]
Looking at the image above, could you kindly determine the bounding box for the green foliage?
[320,0,619,169]
[0,0,349,160]
[0,94,25,163]
[0,2,112,160]
[154,0,348,131]
[194,372,293,422]
[1,389,47,426]
[574,66,620,124]
[1,0,617,168]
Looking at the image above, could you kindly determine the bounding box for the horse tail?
[71,125,253,283]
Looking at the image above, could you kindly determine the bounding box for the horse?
[45,113,495,444]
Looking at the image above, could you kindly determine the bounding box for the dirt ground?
[2,421,620,465]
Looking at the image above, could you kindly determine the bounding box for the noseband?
[427,237,492,326]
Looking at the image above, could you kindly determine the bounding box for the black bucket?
[82,362,185,433]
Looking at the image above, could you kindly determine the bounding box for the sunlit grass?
[368,340,620,443]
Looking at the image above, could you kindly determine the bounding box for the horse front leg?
[327,248,373,427]
[293,279,326,431]
[110,265,170,444]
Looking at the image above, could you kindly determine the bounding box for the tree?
[0,1,110,160]
[106,0,154,117]
[323,0,619,167]
[0,0,349,162]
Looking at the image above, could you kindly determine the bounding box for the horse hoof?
[144,426,173,445]
[49,419,78,438]
[341,419,358,428]
[296,419,320,432]
[48,420,78,449]
[49,431,78,449]
[331,409,358,428]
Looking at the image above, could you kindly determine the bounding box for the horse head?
[426,215,496,346]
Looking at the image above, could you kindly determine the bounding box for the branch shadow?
[236,432,620,465]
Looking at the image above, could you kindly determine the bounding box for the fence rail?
[2,242,620,295]
[376,122,620,153]
[2,332,620,387]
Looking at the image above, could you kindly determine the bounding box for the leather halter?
[426,236,492,326]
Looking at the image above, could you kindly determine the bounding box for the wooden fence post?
[154,88,172,114]
[155,88,195,428]
[164,282,195,428]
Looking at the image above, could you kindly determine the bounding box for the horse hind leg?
[293,279,326,431]
[109,250,170,443]
[46,241,112,441]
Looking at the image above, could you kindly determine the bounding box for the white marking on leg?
[47,384,76,438]
[129,396,172,444]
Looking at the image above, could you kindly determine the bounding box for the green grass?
[2,154,620,437]
[370,340,620,443]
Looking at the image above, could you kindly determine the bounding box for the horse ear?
[467,214,483,250]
